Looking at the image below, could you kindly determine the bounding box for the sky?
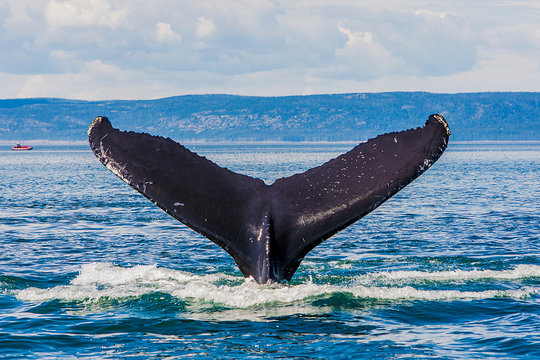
[0,0,538,100]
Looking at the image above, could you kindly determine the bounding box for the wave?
[14,263,539,308]
[356,264,540,284]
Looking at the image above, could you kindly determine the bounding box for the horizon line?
[1,90,538,102]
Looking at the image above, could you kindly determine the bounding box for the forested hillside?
[0,92,538,142]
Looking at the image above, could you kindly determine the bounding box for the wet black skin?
[88,114,450,284]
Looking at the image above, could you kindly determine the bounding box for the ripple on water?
[1,143,539,358]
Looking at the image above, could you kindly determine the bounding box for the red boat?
[11,143,33,151]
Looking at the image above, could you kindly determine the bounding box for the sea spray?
[15,263,538,307]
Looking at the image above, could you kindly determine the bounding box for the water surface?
[1,143,539,359]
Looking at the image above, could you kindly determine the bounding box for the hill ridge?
[1,92,538,141]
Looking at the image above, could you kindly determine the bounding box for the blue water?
[1,142,539,359]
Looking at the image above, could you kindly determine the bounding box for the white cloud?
[84,59,121,75]
[3,1,32,23]
[333,25,399,80]
[17,75,47,97]
[196,16,216,38]
[413,9,453,19]
[45,0,126,29]
[156,22,181,42]
[337,25,373,46]
[0,0,538,99]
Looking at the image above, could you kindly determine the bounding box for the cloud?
[196,17,216,38]
[45,0,126,29]
[337,25,373,47]
[156,22,181,42]
[412,9,453,19]
[2,1,32,24]
[0,0,538,99]
[333,25,398,79]
[373,10,479,76]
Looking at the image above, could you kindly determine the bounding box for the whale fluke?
[88,114,450,283]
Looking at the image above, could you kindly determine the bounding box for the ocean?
[1,142,539,359]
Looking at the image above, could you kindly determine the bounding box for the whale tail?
[88,114,450,283]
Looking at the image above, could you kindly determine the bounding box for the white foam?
[347,285,534,301]
[14,263,539,307]
[172,280,535,307]
[71,262,200,286]
[358,264,540,284]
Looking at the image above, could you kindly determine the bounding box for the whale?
[88,114,450,284]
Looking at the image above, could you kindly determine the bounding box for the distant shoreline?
[2,93,538,142]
